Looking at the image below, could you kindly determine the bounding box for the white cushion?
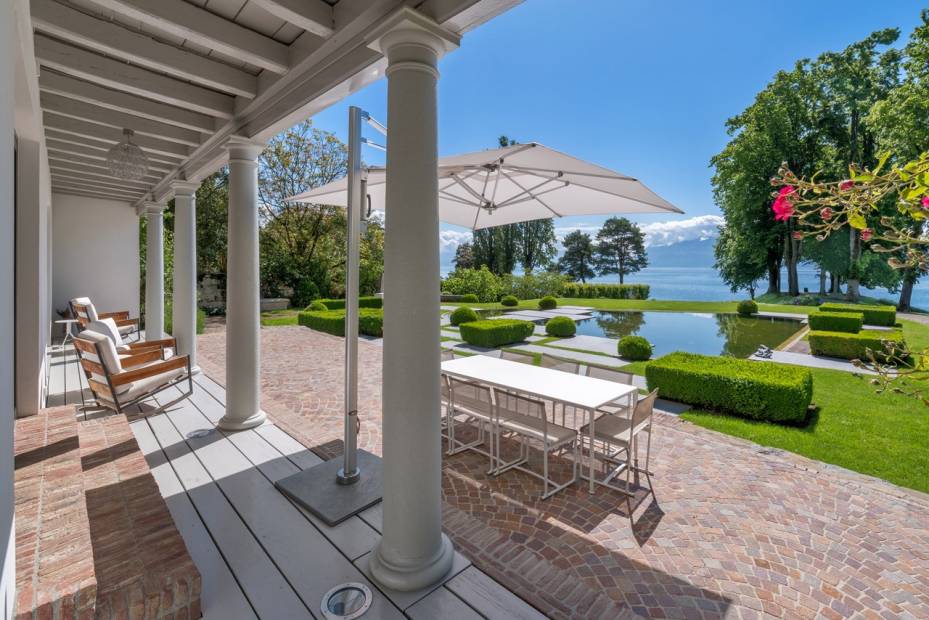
[71,297,99,321]
[117,365,187,403]
[117,324,137,336]
[85,318,125,348]
[77,330,125,393]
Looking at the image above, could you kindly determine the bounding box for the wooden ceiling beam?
[248,0,334,38]
[44,112,192,159]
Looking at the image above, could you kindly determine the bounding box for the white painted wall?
[52,193,140,323]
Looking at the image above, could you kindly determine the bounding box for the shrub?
[165,303,206,335]
[498,272,567,299]
[618,335,652,361]
[808,311,863,333]
[306,300,329,311]
[560,283,650,300]
[791,294,823,306]
[737,300,758,317]
[545,316,576,337]
[441,266,501,302]
[461,294,479,303]
[808,329,906,362]
[538,296,557,310]
[645,352,813,424]
[500,295,519,307]
[315,296,383,310]
[819,302,896,327]
[292,279,320,308]
[459,319,535,348]
[449,306,479,326]
[297,308,383,337]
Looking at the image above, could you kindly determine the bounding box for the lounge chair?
[73,330,193,414]
[83,317,175,360]
[70,297,139,340]
[580,389,658,523]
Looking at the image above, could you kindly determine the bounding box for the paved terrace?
[192,325,929,619]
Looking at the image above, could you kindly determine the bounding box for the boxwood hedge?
[645,352,813,424]
[459,319,535,348]
[297,308,383,337]
[545,316,576,337]
[618,335,652,361]
[808,329,905,362]
[312,296,383,311]
[819,302,896,327]
[449,306,479,326]
[808,311,863,333]
[560,283,650,299]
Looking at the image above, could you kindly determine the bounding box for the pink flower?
[839,180,854,191]
[772,186,795,221]
[922,195,929,210]
[820,207,834,221]
[861,228,873,242]
[792,231,803,240]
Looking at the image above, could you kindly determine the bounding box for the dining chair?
[499,350,534,364]
[539,354,580,374]
[580,389,658,524]
[585,364,636,418]
[446,377,496,472]
[494,389,578,499]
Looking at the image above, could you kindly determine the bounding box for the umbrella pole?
[274,106,383,526]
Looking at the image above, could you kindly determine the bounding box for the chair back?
[539,354,580,374]
[447,377,494,418]
[585,365,633,386]
[84,318,126,348]
[495,389,546,424]
[631,389,658,433]
[500,350,533,365]
[441,349,455,362]
[71,297,97,328]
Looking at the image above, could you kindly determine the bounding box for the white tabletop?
[441,355,636,410]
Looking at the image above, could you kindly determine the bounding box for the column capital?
[137,201,166,217]
[170,180,200,197]
[223,136,265,163]
[366,7,459,59]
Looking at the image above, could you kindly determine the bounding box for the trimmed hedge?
[737,299,758,316]
[459,319,535,348]
[449,306,479,326]
[819,302,896,327]
[297,308,383,337]
[645,352,813,424]
[618,335,652,361]
[500,295,519,307]
[538,296,557,310]
[560,283,650,300]
[808,311,863,333]
[314,296,383,311]
[808,329,906,362]
[307,300,329,311]
[461,294,480,303]
[545,316,576,337]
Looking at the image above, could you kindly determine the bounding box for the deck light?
[321,582,372,619]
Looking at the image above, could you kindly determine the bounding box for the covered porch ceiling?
[33,0,520,205]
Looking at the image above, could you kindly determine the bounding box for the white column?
[142,202,166,340]
[217,137,267,431]
[171,180,200,374]
[367,9,460,592]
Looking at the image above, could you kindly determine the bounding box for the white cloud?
[640,215,724,247]
[439,229,472,251]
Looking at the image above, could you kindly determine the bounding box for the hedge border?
[819,302,895,327]
[458,319,535,348]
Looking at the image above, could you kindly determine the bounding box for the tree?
[713,225,765,298]
[594,217,648,284]
[453,242,475,270]
[557,230,596,282]
[517,219,557,272]
[195,170,228,278]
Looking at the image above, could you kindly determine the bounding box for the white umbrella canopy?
[285,142,682,228]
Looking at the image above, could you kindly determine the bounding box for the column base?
[189,365,202,376]
[217,409,267,431]
[368,533,454,592]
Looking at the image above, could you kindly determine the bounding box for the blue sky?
[310,0,928,266]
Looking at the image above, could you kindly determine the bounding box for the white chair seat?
[118,366,187,402]
[117,324,137,336]
[500,412,575,447]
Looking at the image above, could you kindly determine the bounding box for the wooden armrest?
[121,349,165,368]
[99,310,131,321]
[125,337,175,350]
[114,318,139,328]
[111,356,189,387]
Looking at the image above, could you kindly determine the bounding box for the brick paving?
[199,325,929,619]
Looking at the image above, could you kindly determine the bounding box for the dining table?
[440,355,638,494]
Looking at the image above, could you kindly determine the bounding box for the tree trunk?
[619,272,624,285]
[846,227,861,301]
[766,250,781,295]
[898,271,915,311]
[784,232,800,296]
[818,270,827,295]
[830,272,842,296]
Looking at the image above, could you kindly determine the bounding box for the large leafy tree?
[713,225,765,298]
[517,219,557,273]
[557,230,596,282]
[594,217,648,284]
[453,242,475,270]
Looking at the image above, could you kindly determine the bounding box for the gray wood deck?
[46,346,545,619]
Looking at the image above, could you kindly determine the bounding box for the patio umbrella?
[285,141,682,227]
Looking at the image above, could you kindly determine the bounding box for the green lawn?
[260,309,299,326]
[450,297,819,315]
[680,365,929,494]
